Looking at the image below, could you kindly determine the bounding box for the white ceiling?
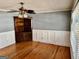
[0,0,74,13]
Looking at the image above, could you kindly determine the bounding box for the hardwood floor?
[0,41,71,59]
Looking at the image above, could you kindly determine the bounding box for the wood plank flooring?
[0,41,71,59]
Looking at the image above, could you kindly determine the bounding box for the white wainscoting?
[33,29,70,47]
[0,31,15,49]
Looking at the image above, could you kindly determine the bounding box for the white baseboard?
[33,29,70,47]
[0,31,15,49]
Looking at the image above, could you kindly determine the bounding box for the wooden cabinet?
[14,16,32,42]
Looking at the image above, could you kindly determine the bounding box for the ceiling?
[0,0,74,13]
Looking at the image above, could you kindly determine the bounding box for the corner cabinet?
[14,16,32,42]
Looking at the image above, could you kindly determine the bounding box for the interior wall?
[0,13,17,33]
[31,11,71,31]
[0,11,71,48]
[0,11,71,33]
[33,29,70,47]
[0,31,15,49]
[31,11,71,47]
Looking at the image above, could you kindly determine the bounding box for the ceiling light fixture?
[18,2,28,18]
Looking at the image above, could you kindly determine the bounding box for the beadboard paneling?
[0,31,15,49]
[33,29,70,47]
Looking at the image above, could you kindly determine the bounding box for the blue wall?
[31,11,71,31]
[0,13,17,32]
[0,11,71,33]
